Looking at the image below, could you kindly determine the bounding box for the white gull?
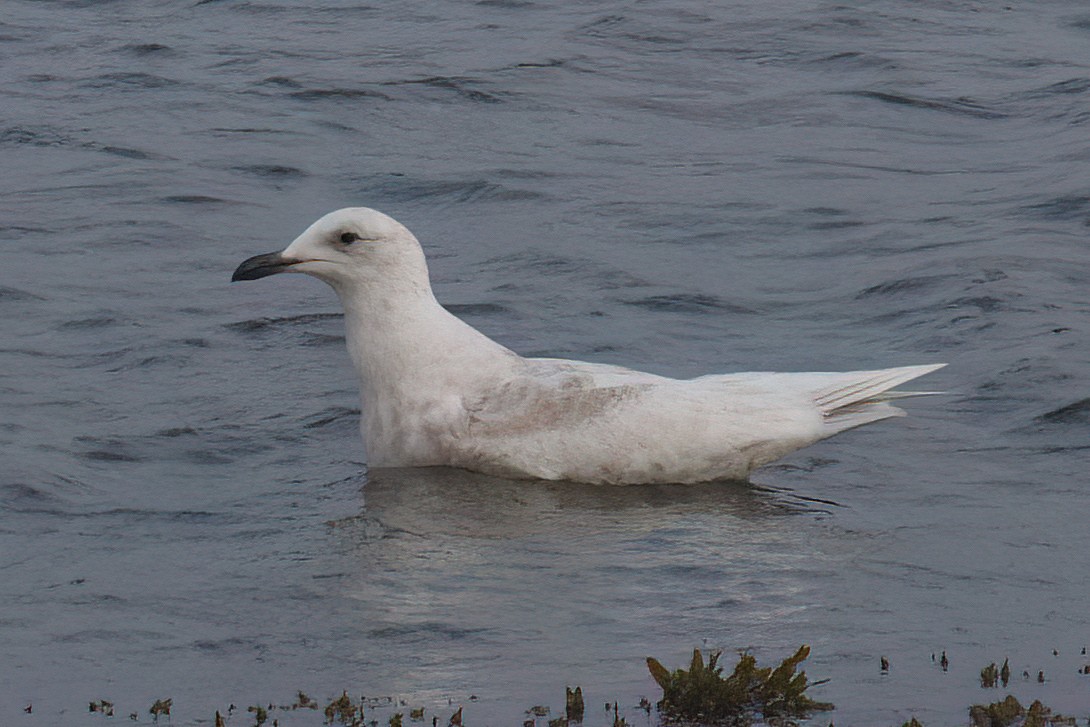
[232,207,944,485]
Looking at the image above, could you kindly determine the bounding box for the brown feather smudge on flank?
[465,374,648,438]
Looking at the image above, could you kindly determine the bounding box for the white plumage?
[232,207,944,485]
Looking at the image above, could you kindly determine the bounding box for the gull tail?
[814,363,946,434]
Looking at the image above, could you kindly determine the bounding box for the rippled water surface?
[3,1,1090,724]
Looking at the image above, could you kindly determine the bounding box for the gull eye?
[340,231,360,244]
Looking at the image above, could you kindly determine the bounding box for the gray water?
[3,1,1089,725]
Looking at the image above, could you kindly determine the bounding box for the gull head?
[231,207,429,292]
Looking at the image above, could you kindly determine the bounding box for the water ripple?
[845,90,1009,119]
[623,293,757,314]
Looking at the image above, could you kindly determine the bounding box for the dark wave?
[160,194,238,205]
[57,316,118,330]
[1,482,63,506]
[81,449,141,463]
[846,90,1008,119]
[0,285,45,302]
[300,332,345,347]
[303,406,360,429]
[54,628,169,645]
[231,164,310,179]
[513,58,565,69]
[623,293,756,314]
[856,275,952,299]
[1016,194,1090,221]
[382,76,506,104]
[89,143,168,160]
[444,302,511,317]
[259,75,302,88]
[477,0,539,8]
[812,51,896,70]
[365,176,544,204]
[10,505,242,525]
[580,14,627,37]
[1028,77,1090,96]
[808,218,866,230]
[119,43,174,56]
[288,87,391,101]
[191,637,264,653]
[85,72,180,89]
[1035,398,1090,425]
[366,622,491,643]
[157,426,199,438]
[225,312,342,333]
[480,250,583,274]
[1,125,70,147]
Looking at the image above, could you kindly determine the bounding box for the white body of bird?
[233,207,944,485]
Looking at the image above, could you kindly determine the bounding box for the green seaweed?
[646,646,833,726]
[981,663,999,688]
[1025,700,1076,727]
[293,691,320,710]
[150,698,173,722]
[565,686,584,722]
[248,704,269,726]
[89,699,115,717]
[612,703,626,727]
[969,694,1023,727]
[325,691,363,727]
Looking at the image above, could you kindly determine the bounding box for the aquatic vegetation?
[969,694,1024,727]
[89,699,115,716]
[981,663,999,688]
[981,658,1013,688]
[565,687,584,722]
[249,704,269,726]
[149,698,172,721]
[646,646,833,726]
[967,695,1076,727]
[31,649,1090,727]
[325,691,363,726]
